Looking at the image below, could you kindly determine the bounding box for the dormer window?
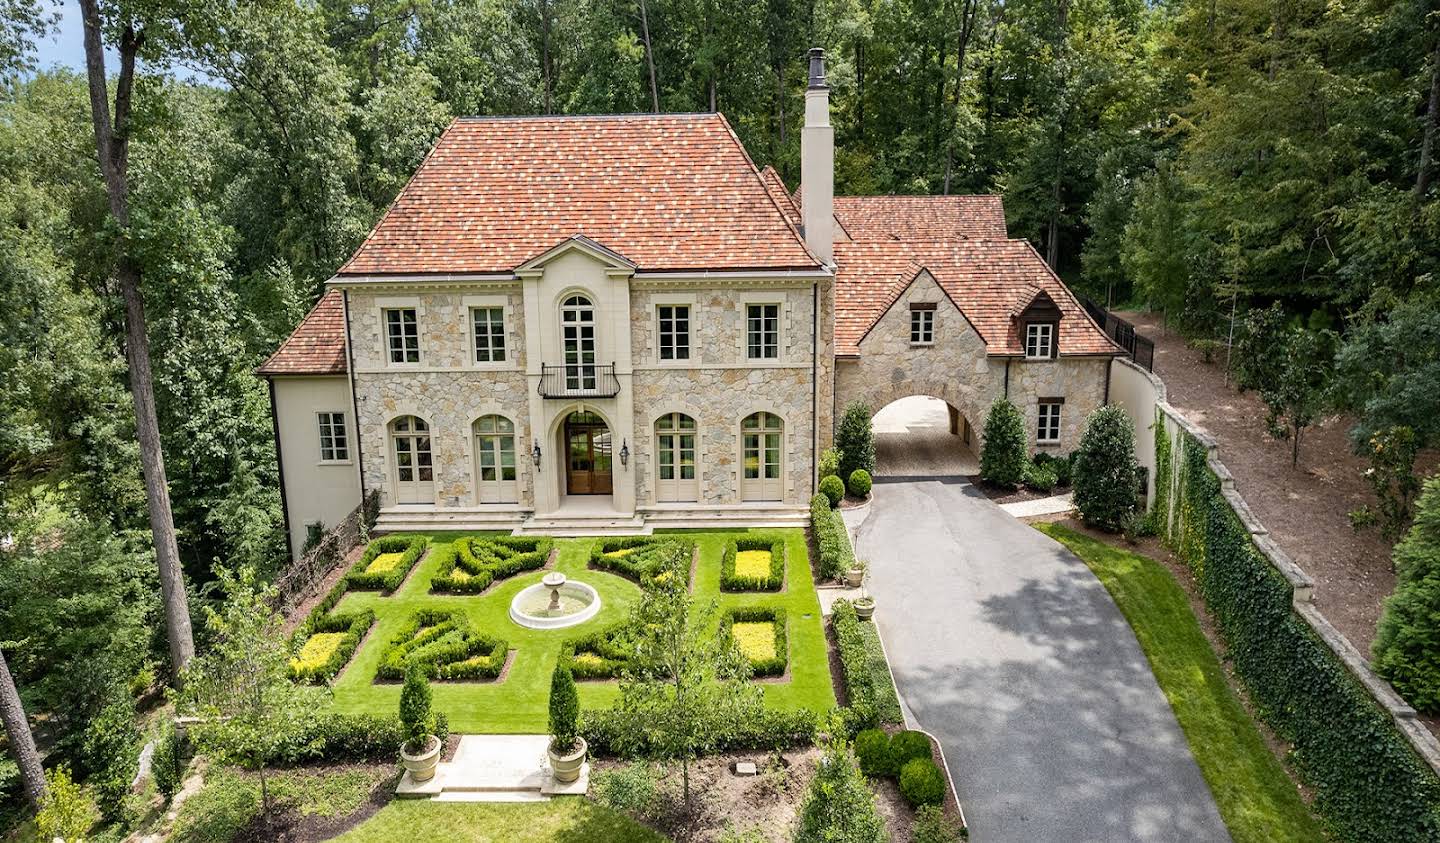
[1018,290,1061,361]
[1025,323,1054,359]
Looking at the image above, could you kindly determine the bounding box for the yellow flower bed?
[365,552,405,575]
[451,568,472,581]
[574,653,606,669]
[732,622,776,662]
[604,547,637,558]
[290,632,345,674]
[734,550,773,579]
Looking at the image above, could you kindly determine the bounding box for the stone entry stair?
[396,735,589,802]
[513,513,651,537]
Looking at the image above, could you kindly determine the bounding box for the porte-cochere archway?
[839,379,988,478]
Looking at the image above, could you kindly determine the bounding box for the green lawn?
[1035,523,1325,843]
[329,799,665,843]
[327,529,835,732]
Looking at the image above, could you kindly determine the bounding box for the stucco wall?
[271,376,362,558]
[1110,356,1163,504]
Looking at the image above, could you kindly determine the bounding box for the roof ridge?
[452,112,721,122]
[713,113,824,268]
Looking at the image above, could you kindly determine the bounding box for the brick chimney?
[801,47,834,265]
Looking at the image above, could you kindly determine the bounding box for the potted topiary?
[398,663,441,782]
[854,560,876,620]
[547,663,586,783]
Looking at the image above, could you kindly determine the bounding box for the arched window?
[473,415,517,503]
[655,413,698,502]
[560,295,596,391]
[740,412,783,501]
[389,416,433,504]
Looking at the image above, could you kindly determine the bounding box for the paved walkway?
[874,396,979,476]
[855,477,1228,843]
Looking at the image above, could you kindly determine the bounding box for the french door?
[565,411,612,495]
[390,415,434,504]
[561,295,597,391]
[473,415,518,504]
[655,413,698,502]
[740,412,783,501]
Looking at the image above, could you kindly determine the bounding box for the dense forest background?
[0,0,1437,813]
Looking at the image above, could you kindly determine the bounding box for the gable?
[855,269,982,352]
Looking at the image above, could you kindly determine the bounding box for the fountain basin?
[509,576,602,630]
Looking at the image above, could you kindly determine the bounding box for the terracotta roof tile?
[339,114,820,275]
[833,195,1007,241]
[759,165,801,228]
[833,240,1120,357]
[257,290,348,375]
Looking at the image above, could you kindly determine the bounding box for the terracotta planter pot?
[549,737,588,783]
[846,568,864,588]
[400,735,441,782]
[854,598,876,620]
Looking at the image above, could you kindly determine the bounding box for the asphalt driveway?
[853,476,1228,842]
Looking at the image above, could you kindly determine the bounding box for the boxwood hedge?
[720,606,788,677]
[347,535,427,593]
[580,705,817,757]
[430,536,553,594]
[720,536,786,592]
[559,624,635,680]
[375,609,508,681]
[589,537,693,585]
[831,598,902,730]
[811,493,855,581]
[1157,415,1440,841]
[289,607,374,684]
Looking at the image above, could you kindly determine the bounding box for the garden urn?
[549,737,588,783]
[400,735,442,782]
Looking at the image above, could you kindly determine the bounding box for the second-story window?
[658,305,690,361]
[385,308,420,364]
[746,304,779,360]
[910,306,934,344]
[472,307,506,363]
[1024,322,1055,359]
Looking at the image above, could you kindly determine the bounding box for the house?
[258,50,1121,557]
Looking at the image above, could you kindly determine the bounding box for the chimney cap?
[807,47,828,90]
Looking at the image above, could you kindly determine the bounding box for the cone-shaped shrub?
[1072,406,1140,531]
[549,662,581,753]
[979,399,1027,489]
[1374,476,1440,711]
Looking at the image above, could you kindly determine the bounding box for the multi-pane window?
[561,295,597,390]
[746,304,779,360]
[472,307,506,363]
[385,308,420,363]
[658,305,690,361]
[910,308,934,344]
[318,412,348,462]
[1024,322,1054,359]
[1037,400,1062,444]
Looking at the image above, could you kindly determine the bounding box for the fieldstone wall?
[349,288,526,370]
[1008,357,1110,452]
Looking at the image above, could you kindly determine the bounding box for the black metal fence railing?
[1078,295,1156,372]
[538,363,621,398]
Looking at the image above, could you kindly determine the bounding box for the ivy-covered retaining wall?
[1144,371,1440,842]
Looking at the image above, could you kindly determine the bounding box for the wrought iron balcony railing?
[537,363,621,399]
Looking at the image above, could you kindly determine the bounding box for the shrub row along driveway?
[854,476,1228,842]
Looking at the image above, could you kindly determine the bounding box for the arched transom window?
[389,416,433,504]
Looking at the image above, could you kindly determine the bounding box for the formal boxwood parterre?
[430,535,554,594]
[810,493,855,581]
[289,607,374,683]
[720,606,788,677]
[589,536,694,585]
[559,624,636,680]
[375,609,509,682]
[347,535,427,593]
[720,536,786,592]
[831,598,902,730]
[1156,414,1440,842]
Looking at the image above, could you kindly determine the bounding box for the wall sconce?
[532,441,542,471]
[619,439,629,468]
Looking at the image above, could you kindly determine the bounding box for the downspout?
[267,376,294,562]
[1003,358,1011,398]
[812,278,819,498]
[343,290,367,508]
[1104,357,1112,405]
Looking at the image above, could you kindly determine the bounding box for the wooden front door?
[565,411,612,495]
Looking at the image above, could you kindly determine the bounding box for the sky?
[30,0,105,73]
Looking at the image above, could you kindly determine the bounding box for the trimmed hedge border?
[832,598,902,730]
[580,705,818,757]
[347,535,427,593]
[720,536,786,592]
[289,607,374,684]
[720,606,788,677]
[589,536,694,585]
[430,536,554,594]
[811,493,855,581]
[1155,407,1440,841]
[375,609,509,682]
[560,624,634,680]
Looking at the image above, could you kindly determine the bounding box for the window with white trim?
[910,308,934,344]
[471,306,506,363]
[1024,322,1055,359]
[385,308,420,363]
[658,304,690,361]
[1037,400,1062,444]
[746,304,779,360]
[318,412,349,461]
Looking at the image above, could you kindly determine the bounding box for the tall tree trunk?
[78,0,196,680]
[639,0,659,113]
[540,0,553,114]
[943,0,980,195]
[1416,37,1440,201]
[0,649,45,811]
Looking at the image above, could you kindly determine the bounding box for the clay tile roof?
[339,114,821,275]
[256,290,348,376]
[832,195,1007,241]
[833,240,1120,357]
[759,165,801,228]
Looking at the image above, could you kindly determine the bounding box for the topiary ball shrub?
[848,468,872,498]
[836,402,877,480]
[853,728,893,778]
[1072,406,1141,532]
[899,757,946,808]
[980,399,1027,489]
[819,474,845,508]
[1022,461,1058,493]
[888,730,932,771]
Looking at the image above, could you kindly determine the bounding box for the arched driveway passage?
[872,396,979,476]
[854,477,1229,843]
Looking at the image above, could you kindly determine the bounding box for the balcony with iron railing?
[537,363,621,398]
